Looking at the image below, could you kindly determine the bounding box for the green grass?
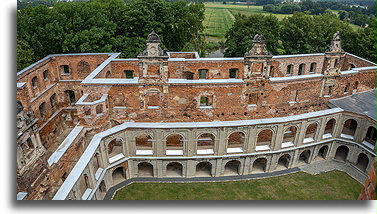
[203,3,292,41]
[113,170,362,200]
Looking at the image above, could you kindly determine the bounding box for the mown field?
[203,3,292,42]
[203,3,361,42]
[113,170,362,200]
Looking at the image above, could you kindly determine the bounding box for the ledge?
[270,74,323,82]
[322,133,333,139]
[255,145,271,151]
[227,147,243,153]
[81,188,92,200]
[303,138,315,144]
[197,149,214,155]
[95,168,104,180]
[108,153,125,164]
[136,150,153,156]
[340,133,355,140]
[168,78,244,84]
[166,150,184,156]
[281,142,294,148]
[361,141,375,151]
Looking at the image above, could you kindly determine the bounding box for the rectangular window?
[229,69,238,78]
[309,63,316,73]
[269,66,275,77]
[286,65,293,76]
[248,93,257,105]
[43,70,49,81]
[199,69,208,79]
[124,70,134,79]
[62,65,70,74]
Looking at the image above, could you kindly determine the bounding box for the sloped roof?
[328,89,376,121]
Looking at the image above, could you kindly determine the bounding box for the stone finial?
[245,34,271,57]
[327,31,343,53]
[138,31,167,57]
[146,31,161,43]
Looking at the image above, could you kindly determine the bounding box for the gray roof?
[328,89,376,121]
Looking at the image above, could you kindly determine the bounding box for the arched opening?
[105,70,111,78]
[252,158,267,173]
[147,92,160,108]
[38,102,46,120]
[43,70,49,81]
[96,104,103,115]
[315,145,329,161]
[364,126,376,148]
[166,134,184,153]
[256,129,273,150]
[49,94,57,110]
[31,76,39,88]
[334,146,349,162]
[93,153,101,172]
[323,119,336,138]
[166,162,183,177]
[135,134,153,155]
[282,126,297,147]
[84,106,91,116]
[224,160,240,176]
[309,62,317,73]
[304,123,317,143]
[79,174,91,195]
[197,133,215,155]
[356,153,369,172]
[277,154,291,170]
[112,166,126,185]
[107,138,123,158]
[298,150,311,164]
[99,180,106,194]
[227,132,245,153]
[298,63,305,75]
[341,119,357,138]
[138,162,153,177]
[195,162,212,177]
[286,64,293,76]
[349,64,356,70]
[64,90,76,105]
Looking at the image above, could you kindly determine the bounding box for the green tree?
[224,14,282,57]
[17,40,35,71]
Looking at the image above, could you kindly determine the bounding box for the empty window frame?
[200,96,211,106]
[198,69,208,79]
[31,76,38,88]
[124,70,134,79]
[229,68,238,78]
[298,64,305,75]
[248,93,258,105]
[43,70,49,81]
[269,66,275,77]
[309,63,316,73]
[286,64,293,76]
[61,65,70,74]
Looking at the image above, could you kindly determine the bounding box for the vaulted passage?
[138,162,153,177]
[334,146,349,162]
[277,154,290,170]
[315,145,329,161]
[252,158,267,173]
[166,162,183,177]
[356,153,369,172]
[195,162,212,177]
[298,150,311,165]
[112,166,126,185]
[224,160,240,176]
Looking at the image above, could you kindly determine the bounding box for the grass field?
[112,170,362,200]
[203,3,362,42]
[203,3,293,42]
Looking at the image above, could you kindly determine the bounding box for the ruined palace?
[16,32,376,200]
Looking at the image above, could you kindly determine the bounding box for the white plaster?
[81,188,92,200]
[226,147,243,153]
[322,133,333,139]
[95,168,103,180]
[255,145,271,151]
[108,153,125,163]
[303,137,315,144]
[168,79,244,84]
[270,74,323,82]
[199,106,213,109]
[340,133,355,140]
[147,106,159,109]
[166,150,184,155]
[281,142,294,148]
[47,126,84,166]
[197,149,214,155]
[136,150,153,155]
[272,53,324,58]
[17,192,28,200]
[362,141,375,151]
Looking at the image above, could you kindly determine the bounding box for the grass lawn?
[204,3,292,41]
[112,170,362,200]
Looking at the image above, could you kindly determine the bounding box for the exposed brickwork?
[358,161,376,200]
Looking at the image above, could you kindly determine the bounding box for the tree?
[224,14,282,57]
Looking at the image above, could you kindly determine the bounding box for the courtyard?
[112,170,362,200]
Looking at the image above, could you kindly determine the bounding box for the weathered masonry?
[16,32,376,200]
